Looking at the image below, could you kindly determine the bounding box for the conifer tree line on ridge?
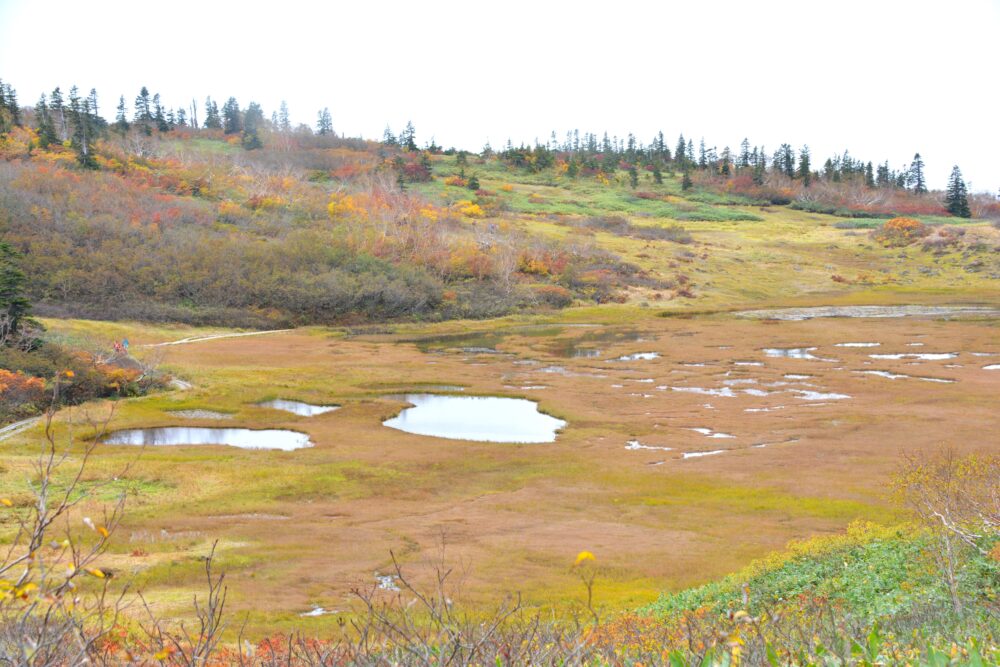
[0,76,989,217]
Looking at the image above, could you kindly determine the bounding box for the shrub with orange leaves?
[871,216,929,246]
[444,175,468,187]
[0,369,46,415]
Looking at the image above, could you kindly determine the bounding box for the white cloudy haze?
[1,0,997,190]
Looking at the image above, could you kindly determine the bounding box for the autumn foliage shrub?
[871,217,930,246]
[0,340,167,423]
[0,368,45,420]
[532,284,574,307]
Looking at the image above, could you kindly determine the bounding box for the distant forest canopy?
[0,76,994,329]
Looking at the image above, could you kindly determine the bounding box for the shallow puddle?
[625,439,672,451]
[835,342,880,347]
[257,399,340,416]
[545,329,651,358]
[300,606,337,617]
[855,370,955,383]
[408,331,506,354]
[792,390,850,401]
[683,449,725,459]
[382,394,565,443]
[763,347,836,361]
[612,352,660,361]
[103,427,312,450]
[735,305,1000,320]
[668,386,737,398]
[983,364,1000,370]
[376,575,400,592]
[869,353,958,361]
[687,427,735,439]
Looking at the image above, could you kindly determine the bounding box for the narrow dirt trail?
[0,416,42,443]
[142,329,294,348]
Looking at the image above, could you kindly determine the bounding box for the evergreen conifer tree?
[113,95,129,134]
[910,153,927,194]
[0,241,31,342]
[222,97,241,135]
[203,97,222,129]
[798,145,811,186]
[278,101,291,132]
[35,94,57,147]
[241,101,263,149]
[400,121,417,151]
[738,138,751,168]
[68,86,96,168]
[50,87,68,141]
[944,165,970,217]
[134,86,152,135]
[153,93,169,132]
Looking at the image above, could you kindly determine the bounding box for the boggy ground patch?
[25,314,998,625]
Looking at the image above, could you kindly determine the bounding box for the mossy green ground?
[414,155,1000,313]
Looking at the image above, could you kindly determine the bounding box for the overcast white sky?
[1,0,997,190]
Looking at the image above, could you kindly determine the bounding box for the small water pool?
[257,399,340,416]
[382,394,565,443]
[102,427,312,450]
[612,352,660,362]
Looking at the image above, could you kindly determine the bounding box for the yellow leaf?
[573,551,596,566]
[0,498,12,507]
[64,370,75,378]
[154,648,171,660]
[86,568,105,578]
[97,526,109,538]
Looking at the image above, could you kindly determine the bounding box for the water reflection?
[103,427,312,450]
[383,394,565,443]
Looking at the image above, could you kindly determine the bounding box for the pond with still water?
[103,427,312,450]
[383,394,565,443]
